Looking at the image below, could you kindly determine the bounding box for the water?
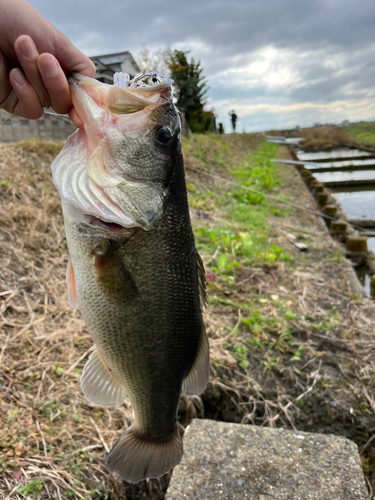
[267,137,303,146]
[356,265,371,296]
[358,237,375,297]
[368,236,375,253]
[315,170,375,183]
[304,158,375,170]
[297,148,373,161]
[330,186,375,219]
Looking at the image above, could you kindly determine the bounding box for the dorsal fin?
[182,323,210,396]
[196,251,207,310]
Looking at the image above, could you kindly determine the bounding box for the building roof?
[89,51,140,72]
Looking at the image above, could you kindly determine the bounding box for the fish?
[50,71,209,483]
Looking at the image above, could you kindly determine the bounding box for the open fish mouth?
[70,71,174,134]
[51,71,180,231]
[85,215,130,231]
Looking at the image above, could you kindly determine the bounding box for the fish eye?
[156,126,173,144]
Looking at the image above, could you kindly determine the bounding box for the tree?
[166,50,215,133]
[136,45,169,75]
[135,47,215,133]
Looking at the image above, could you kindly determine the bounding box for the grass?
[187,140,293,268]
[183,136,305,369]
[346,121,375,147]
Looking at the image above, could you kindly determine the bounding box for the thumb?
[51,35,96,78]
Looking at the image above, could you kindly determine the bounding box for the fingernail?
[19,36,37,60]
[38,56,59,78]
[12,70,27,87]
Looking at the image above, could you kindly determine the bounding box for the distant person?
[0,0,95,128]
[229,110,238,133]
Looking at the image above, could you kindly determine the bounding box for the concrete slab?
[166,420,368,500]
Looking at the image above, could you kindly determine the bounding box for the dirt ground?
[1,139,375,499]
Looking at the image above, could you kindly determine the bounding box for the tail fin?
[105,425,183,484]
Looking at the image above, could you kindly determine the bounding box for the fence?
[0,109,76,143]
[0,107,191,141]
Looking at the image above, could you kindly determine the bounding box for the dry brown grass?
[0,141,181,500]
[290,126,359,151]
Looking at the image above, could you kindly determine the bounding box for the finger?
[38,53,72,115]
[56,39,96,78]
[9,68,44,119]
[69,108,84,129]
[14,35,51,109]
[0,50,12,107]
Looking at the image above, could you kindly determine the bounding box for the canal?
[295,147,375,295]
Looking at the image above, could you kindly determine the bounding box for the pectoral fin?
[182,324,210,396]
[81,349,127,406]
[94,244,139,300]
[66,256,79,310]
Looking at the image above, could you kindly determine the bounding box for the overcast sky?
[30,0,375,132]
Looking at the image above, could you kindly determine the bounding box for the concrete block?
[167,420,367,500]
[346,235,368,253]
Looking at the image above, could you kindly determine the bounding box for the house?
[89,51,140,84]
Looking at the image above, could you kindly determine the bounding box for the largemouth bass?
[51,72,209,483]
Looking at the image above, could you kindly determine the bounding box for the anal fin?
[81,349,127,406]
[66,256,79,310]
[182,324,210,396]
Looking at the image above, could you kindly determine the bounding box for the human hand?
[0,0,95,127]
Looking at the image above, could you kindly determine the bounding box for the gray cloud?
[31,0,375,52]
[29,0,375,131]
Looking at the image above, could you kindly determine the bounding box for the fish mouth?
[76,214,140,245]
[69,72,174,136]
[85,215,129,231]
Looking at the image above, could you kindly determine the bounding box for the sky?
[29,0,375,133]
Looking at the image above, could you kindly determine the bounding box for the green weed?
[184,137,302,368]
[39,400,59,418]
[54,363,63,377]
[262,356,280,370]
[346,121,375,147]
[17,479,43,499]
[284,310,297,320]
[0,179,11,188]
[232,344,250,369]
